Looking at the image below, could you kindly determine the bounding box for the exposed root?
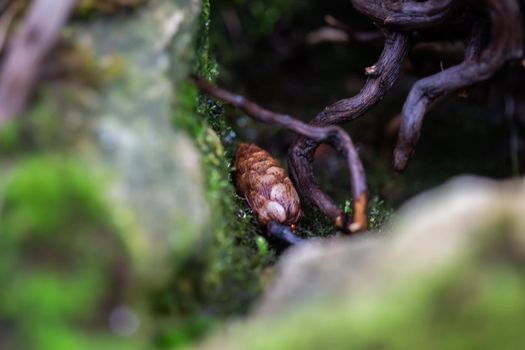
[393,0,524,171]
[287,32,407,227]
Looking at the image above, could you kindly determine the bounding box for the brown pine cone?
[235,143,302,227]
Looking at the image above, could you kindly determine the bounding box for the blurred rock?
[256,176,525,315]
[195,176,525,349]
[29,0,207,285]
[79,0,208,285]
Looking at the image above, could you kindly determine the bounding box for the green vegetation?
[0,120,22,155]
[0,156,140,350]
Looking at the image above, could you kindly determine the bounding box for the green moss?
[0,97,61,155]
[0,120,22,155]
[298,194,393,239]
[170,83,269,314]
[153,314,215,349]
[0,156,107,236]
[174,82,201,137]
[0,156,139,350]
[194,0,219,82]
[163,1,274,347]
[299,203,337,238]
[193,0,230,139]
[362,196,393,232]
[194,127,270,312]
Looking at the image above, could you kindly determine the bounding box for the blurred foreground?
[198,177,525,349]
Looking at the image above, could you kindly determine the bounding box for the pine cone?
[235,143,302,227]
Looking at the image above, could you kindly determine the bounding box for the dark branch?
[309,32,409,126]
[393,0,524,171]
[287,31,407,229]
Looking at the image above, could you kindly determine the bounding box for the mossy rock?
[195,177,525,349]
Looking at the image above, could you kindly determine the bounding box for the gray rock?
[255,236,382,316]
[35,0,208,285]
[256,176,525,316]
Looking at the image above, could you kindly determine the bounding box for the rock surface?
[195,176,525,349]
[33,0,207,284]
[256,176,525,315]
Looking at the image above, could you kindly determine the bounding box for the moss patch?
[158,1,274,348]
[0,155,140,350]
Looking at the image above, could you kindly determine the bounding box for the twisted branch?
[393,0,524,171]
[287,32,408,227]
